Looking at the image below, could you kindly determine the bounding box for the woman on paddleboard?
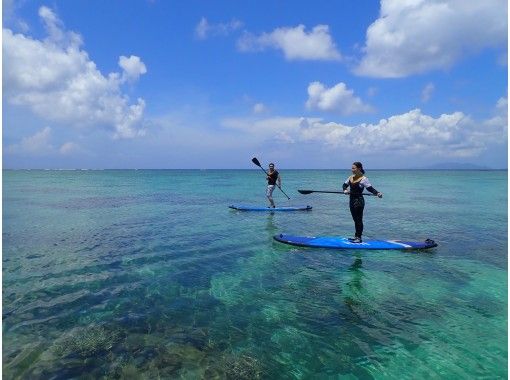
[266,163,281,208]
[342,162,382,243]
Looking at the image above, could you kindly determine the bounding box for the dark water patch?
[5,287,132,334]
[2,341,47,380]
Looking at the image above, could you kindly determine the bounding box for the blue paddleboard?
[229,205,312,211]
[274,234,437,250]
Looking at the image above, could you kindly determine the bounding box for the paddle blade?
[251,157,262,167]
[298,189,314,194]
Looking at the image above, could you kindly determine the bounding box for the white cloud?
[3,6,147,139]
[59,141,82,155]
[3,0,30,33]
[306,82,373,114]
[195,17,243,40]
[65,98,503,169]
[237,24,341,61]
[6,127,54,155]
[496,97,507,111]
[6,127,88,157]
[355,0,508,78]
[421,83,435,102]
[119,55,147,82]
[222,116,308,137]
[482,97,508,131]
[307,105,506,157]
[298,118,352,145]
[253,103,267,114]
[220,98,507,158]
[17,20,30,33]
[195,17,209,39]
[274,131,295,144]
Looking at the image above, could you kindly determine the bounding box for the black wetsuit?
[342,176,379,239]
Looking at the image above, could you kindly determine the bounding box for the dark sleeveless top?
[267,170,279,185]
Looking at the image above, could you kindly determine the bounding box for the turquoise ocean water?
[3,169,507,378]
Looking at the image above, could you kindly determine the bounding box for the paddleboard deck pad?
[229,205,312,211]
[274,234,437,250]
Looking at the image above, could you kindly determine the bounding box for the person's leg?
[349,206,358,239]
[350,197,365,242]
[350,207,363,238]
[354,208,363,238]
[266,185,276,207]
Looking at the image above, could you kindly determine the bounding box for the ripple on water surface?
[3,170,507,378]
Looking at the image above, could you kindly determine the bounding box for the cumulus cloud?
[119,55,147,82]
[355,0,508,77]
[3,6,147,139]
[195,17,243,40]
[237,24,341,61]
[482,97,508,130]
[421,83,435,102]
[222,98,507,158]
[306,82,373,115]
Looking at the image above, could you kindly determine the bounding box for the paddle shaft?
[298,189,378,196]
[252,158,290,199]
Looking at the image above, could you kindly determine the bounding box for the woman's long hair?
[353,161,365,174]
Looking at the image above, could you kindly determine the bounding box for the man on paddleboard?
[266,163,281,208]
[342,162,382,243]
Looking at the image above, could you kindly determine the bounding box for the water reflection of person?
[344,254,364,313]
[265,213,277,235]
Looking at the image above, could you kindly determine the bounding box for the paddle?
[298,189,378,196]
[252,157,291,199]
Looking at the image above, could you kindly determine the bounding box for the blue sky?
[3,0,508,169]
